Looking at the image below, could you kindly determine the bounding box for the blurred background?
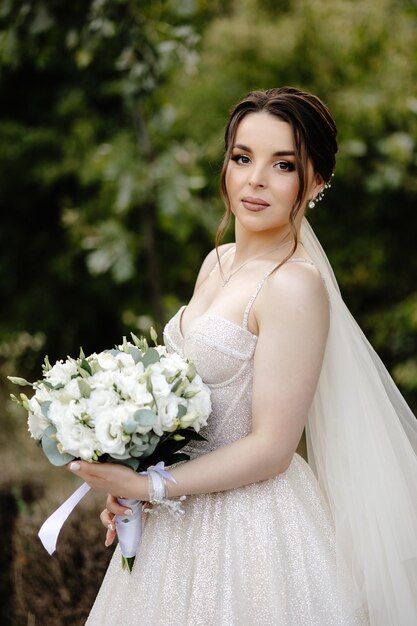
[1,0,416,624]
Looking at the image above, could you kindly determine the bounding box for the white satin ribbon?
[37,462,177,558]
[38,482,91,555]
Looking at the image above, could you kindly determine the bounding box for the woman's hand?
[99,495,127,547]
[66,460,147,500]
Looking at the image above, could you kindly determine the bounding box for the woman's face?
[225,111,320,235]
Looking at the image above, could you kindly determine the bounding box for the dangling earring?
[308,173,334,209]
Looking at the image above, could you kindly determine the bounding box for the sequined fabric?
[86,306,368,626]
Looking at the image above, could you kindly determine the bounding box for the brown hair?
[216,87,338,266]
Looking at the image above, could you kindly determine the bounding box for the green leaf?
[128,346,142,364]
[80,358,92,375]
[122,556,135,572]
[123,419,139,434]
[142,348,160,368]
[78,379,91,398]
[108,456,140,471]
[176,404,187,419]
[133,408,157,427]
[41,426,74,466]
[40,401,52,418]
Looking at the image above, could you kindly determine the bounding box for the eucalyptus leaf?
[133,408,157,426]
[107,456,139,471]
[40,400,52,418]
[124,419,139,434]
[128,345,142,364]
[138,438,159,458]
[142,348,160,368]
[176,404,187,418]
[108,349,123,357]
[41,426,74,466]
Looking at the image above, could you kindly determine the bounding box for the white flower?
[27,397,50,440]
[57,421,97,460]
[88,388,120,413]
[48,400,75,429]
[159,352,188,381]
[89,370,116,389]
[112,367,151,405]
[149,370,171,398]
[156,393,180,431]
[181,375,212,431]
[45,359,77,386]
[96,351,134,371]
[94,407,130,455]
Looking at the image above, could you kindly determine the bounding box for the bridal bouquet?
[9,330,211,570]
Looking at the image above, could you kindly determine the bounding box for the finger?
[99,508,115,529]
[105,526,117,547]
[106,494,131,516]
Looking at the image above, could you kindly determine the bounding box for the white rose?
[97,350,135,371]
[48,400,75,429]
[64,379,82,400]
[112,367,151,405]
[45,360,77,386]
[156,393,180,431]
[89,370,115,389]
[88,388,120,413]
[27,397,50,439]
[159,352,188,381]
[57,422,97,460]
[182,376,212,431]
[149,370,171,398]
[95,352,120,371]
[94,407,130,455]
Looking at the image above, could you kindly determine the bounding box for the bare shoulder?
[255,259,329,330]
[194,243,234,290]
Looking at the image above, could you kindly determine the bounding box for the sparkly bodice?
[163,256,317,457]
[163,306,257,454]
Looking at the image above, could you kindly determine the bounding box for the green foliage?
[0,0,416,395]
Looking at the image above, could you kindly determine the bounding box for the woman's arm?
[69,262,329,501]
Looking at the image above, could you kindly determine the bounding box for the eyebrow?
[232,143,295,157]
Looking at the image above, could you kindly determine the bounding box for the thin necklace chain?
[221,239,292,287]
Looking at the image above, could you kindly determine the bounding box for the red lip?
[241,196,270,211]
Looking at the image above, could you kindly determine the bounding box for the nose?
[248,165,266,188]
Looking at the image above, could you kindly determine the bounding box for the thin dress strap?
[242,257,317,330]
[208,245,235,277]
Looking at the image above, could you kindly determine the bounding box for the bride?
[69,87,417,625]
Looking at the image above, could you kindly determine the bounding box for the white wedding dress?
[85,256,368,626]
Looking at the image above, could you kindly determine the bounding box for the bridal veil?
[302,218,417,625]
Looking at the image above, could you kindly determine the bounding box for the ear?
[310,173,325,199]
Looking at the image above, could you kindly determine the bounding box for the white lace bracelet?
[147,468,167,503]
[142,462,186,520]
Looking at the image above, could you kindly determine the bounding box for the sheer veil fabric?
[302,218,417,625]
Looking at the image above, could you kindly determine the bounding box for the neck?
[233,224,298,263]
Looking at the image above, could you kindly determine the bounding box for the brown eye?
[231,155,251,165]
[274,161,296,172]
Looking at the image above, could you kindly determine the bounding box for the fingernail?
[105,540,110,547]
[123,509,132,516]
[70,462,81,471]
[108,523,114,531]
